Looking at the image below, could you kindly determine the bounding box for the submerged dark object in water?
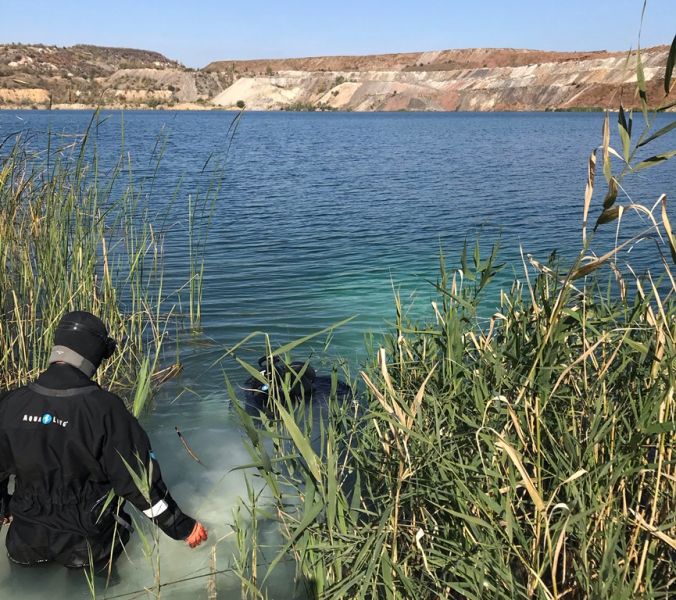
[243,355,350,408]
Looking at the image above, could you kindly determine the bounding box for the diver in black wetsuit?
[243,355,352,409]
[0,311,207,571]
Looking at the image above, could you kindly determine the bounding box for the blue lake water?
[0,109,674,598]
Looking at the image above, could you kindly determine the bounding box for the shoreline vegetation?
[0,33,673,600]
[0,111,235,413]
[0,119,170,404]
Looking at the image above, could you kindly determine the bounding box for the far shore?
[0,104,630,113]
[0,102,217,111]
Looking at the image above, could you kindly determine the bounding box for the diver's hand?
[185,521,208,548]
[0,516,11,526]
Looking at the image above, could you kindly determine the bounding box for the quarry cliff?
[0,44,672,111]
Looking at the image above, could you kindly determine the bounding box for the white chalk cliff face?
[210,47,671,111]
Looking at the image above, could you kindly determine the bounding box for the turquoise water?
[0,109,674,598]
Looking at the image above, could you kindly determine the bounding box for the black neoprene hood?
[53,311,113,372]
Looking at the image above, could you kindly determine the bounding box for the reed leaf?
[618,106,632,162]
[665,33,676,95]
[594,205,622,230]
[636,119,676,148]
[636,47,649,122]
[582,149,596,245]
[633,149,676,171]
[660,194,676,265]
[273,401,322,483]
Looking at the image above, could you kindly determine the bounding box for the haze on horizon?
[1,0,674,68]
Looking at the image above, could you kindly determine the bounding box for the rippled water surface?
[0,109,673,598]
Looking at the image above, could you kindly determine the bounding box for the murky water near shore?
[0,109,674,598]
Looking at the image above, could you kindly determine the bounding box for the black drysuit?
[0,364,195,569]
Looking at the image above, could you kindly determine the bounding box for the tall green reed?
[0,111,222,408]
[231,232,676,599]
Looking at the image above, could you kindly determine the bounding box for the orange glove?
[186,521,208,548]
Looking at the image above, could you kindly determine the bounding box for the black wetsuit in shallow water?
[0,364,194,569]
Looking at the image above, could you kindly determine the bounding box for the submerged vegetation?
[229,37,676,599]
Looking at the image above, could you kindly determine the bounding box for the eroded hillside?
[207,46,672,111]
[0,43,672,111]
[0,44,231,109]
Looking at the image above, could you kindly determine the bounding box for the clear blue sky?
[1,0,674,68]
